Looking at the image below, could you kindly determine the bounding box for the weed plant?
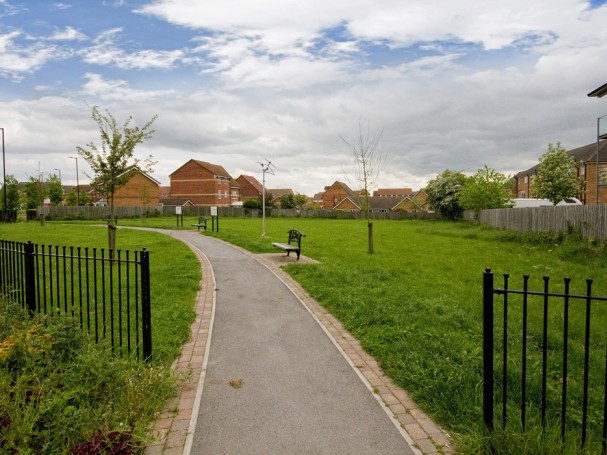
[0,299,174,453]
[0,222,200,452]
[202,216,607,454]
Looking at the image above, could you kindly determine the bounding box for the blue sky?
[1,0,606,194]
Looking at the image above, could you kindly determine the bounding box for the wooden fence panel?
[476,205,607,241]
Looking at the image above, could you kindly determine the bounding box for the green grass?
[0,221,201,453]
[1,222,200,362]
[5,216,607,453]
[201,216,607,454]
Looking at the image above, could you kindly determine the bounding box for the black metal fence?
[483,268,607,452]
[0,239,151,360]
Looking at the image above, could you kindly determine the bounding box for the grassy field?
[194,216,607,453]
[5,216,607,453]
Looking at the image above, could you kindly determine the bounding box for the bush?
[0,300,175,454]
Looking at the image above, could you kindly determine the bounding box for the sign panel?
[176,206,182,215]
[211,206,218,216]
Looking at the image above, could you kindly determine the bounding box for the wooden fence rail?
[468,205,607,242]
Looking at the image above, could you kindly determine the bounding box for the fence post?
[483,268,495,431]
[140,248,152,360]
[24,241,36,316]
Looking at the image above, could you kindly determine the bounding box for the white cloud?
[0,32,63,80]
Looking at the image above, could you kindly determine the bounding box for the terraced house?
[168,159,240,206]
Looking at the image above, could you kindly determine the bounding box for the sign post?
[176,206,183,227]
[211,206,219,232]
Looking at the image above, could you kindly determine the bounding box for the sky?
[0,0,606,196]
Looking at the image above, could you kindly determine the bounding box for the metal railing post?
[140,248,152,360]
[483,268,495,431]
[24,241,36,316]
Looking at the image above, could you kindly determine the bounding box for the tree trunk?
[108,221,117,261]
[368,221,374,254]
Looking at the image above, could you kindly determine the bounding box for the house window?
[599,164,607,186]
[218,190,222,199]
[520,191,525,198]
[581,166,585,176]
[524,176,528,183]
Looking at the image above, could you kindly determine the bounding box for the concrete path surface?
[144,230,454,455]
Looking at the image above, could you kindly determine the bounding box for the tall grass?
[203,216,607,453]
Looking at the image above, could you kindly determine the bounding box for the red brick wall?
[322,183,352,209]
[170,161,232,206]
[113,172,160,207]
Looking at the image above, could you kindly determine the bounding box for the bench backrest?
[287,229,305,247]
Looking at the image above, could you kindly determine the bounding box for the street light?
[69,156,80,206]
[596,114,607,205]
[1,128,5,211]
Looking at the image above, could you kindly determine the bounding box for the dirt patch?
[257,253,319,266]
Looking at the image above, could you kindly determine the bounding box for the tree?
[46,173,64,205]
[24,174,44,210]
[243,197,262,209]
[0,174,20,211]
[459,165,513,217]
[66,189,91,206]
[341,120,384,254]
[77,106,157,253]
[280,193,295,209]
[426,170,467,220]
[531,142,583,205]
[294,193,308,210]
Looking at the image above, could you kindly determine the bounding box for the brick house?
[236,175,263,200]
[393,190,429,212]
[169,159,240,206]
[321,181,358,209]
[373,188,413,198]
[513,141,607,204]
[109,169,161,207]
[268,188,294,206]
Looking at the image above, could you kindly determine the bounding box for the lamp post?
[69,156,80,206]
[596,114,607,205]
[1,128,5,211]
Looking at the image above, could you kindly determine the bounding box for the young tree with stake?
[77,106,157,253]
[341,120,384,254]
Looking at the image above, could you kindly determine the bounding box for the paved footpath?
[144,231,454,455]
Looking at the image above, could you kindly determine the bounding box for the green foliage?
[0,175,19,210]
[46,173,64,206]
[294,193,308,209]
[280,193,295,209]
[243,197,261,209]
[425,169,467,220]
[531,142,583,204]
[23,175,44,210]
[77,106,157,221]
[459,165,513,215]
[66,189,91,206]
[0,301,174,453]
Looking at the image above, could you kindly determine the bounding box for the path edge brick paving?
[144,241,455,455]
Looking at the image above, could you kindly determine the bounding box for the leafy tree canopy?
[426,170,467,220]
[531,142,583,205]
[46,173,64,206]
[77,106,157,221]
[459,165,513,215]
[280,193,295,209]
[1,174,20,211]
